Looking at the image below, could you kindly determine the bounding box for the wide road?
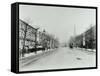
[19,47,96,71]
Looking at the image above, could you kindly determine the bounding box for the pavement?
[19,48,58,68]
[19,47,96,71]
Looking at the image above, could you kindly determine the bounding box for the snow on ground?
[19,50,43,60]
[19,47,96,71]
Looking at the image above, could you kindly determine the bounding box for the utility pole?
[74,25,76,47]
[74,25,76,37]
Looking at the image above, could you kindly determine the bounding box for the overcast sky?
[19,5,96,43]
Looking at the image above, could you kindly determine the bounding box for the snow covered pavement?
[19,47,96,71]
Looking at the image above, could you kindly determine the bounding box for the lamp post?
[34,27,39,54]
[42,29,47,51]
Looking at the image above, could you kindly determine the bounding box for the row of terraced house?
[69,25,96,49]
[19,19,59,57]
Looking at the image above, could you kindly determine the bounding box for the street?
[19,47,96,71]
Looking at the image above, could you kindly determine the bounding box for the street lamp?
[34,27,39,54]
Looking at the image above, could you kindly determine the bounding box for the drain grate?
[76,57,82,60]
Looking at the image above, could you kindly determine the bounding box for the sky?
[19,5,96,43]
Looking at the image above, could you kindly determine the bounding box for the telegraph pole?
[74,25,76,37]
[74,25,76,47]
